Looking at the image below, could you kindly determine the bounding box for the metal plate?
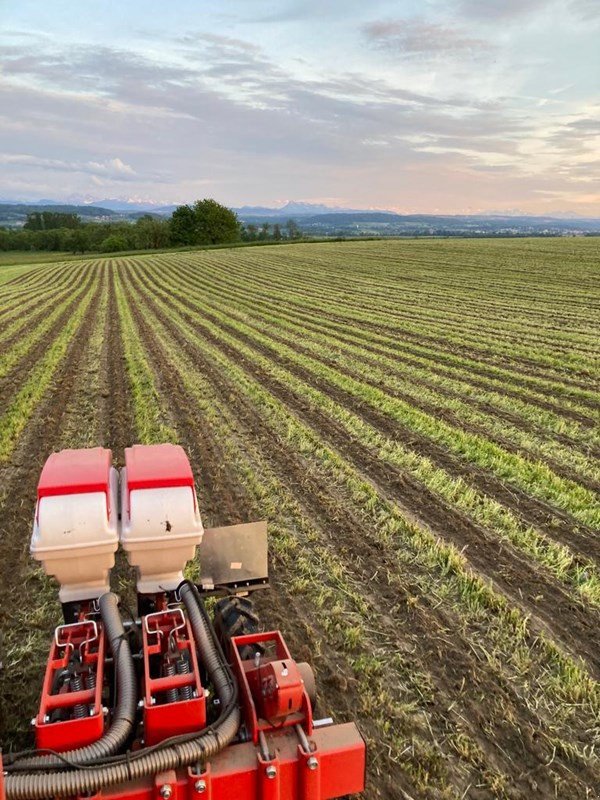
[197,520,268,593]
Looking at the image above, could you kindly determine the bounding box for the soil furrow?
[124,266,598,798]
[130,277,600,681]
[141,266,599,563]
[0,268,96,415]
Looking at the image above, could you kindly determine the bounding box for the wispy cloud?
[0,0,598,214]
[0,154,137,180]
[363,18,489,58]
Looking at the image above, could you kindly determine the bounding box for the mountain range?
[1,198,599,236]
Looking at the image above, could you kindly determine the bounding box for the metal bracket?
[196,521,269,595]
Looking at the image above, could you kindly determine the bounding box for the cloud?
[454,0,551,21]
[570,0,600,20]
[454,0,600,23]
[363,18,489,58]
[0,154,139,181]
[0,24,597,214]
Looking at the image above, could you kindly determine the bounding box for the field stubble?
[0,238,599,800]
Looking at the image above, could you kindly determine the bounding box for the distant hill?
[0,202,155,227]
[234,201,396,217]
[1,199,598,236]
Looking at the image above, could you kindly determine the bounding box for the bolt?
[265,765,277,779]
[194,780,206,793]
[307,756,318,771]
[159,785,172,799]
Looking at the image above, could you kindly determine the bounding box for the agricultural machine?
[0,444,365,800]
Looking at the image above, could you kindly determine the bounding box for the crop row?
[0,270,100,461]
[116,260,599,796]
[165,249,599,406]
[224,245,600,366]
[135,256,600,536]
[116,257,600,796]
[228,248,599,352]
[158,255,600,471]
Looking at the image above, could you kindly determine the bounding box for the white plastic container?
[31,448,119,603]
[119,444,203,594]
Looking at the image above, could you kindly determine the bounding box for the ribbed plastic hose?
[10,592,136,771]
[5,584,240,800]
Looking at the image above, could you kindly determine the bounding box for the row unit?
[31,444,204,602]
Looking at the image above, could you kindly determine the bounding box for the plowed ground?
[0,238,599,800]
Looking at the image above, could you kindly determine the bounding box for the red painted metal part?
[231,631,314,744]
[125,444,195,493]
[78,723,365,800]
[258,659,305,723]
[36,447,113,515]
[35,620,105,752]
[142,609,206,746]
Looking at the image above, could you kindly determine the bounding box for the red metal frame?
[80,723,365,800]
[142,609,206,746]
[36,447,113,516]
[231,631,314,744]
[35,620,105,752]
[124,445,197,514]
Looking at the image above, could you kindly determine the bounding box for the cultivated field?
[0,238,599,799]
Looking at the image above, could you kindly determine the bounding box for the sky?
[0,0,599,214]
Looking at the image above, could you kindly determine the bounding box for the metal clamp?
[144,608,186,650]
[54,620,98,659]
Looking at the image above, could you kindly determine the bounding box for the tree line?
[0,199,303,253]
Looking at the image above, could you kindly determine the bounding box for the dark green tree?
[100,234,128,252]
[242,223,258,241]
[192,199,240,245]
[135,215,170,249]
[285,218,301,239]
[272,223,282,241]
[170,205,196,246]
[258,222,270,241]
[24,211,80,230]
[68,229,89,254]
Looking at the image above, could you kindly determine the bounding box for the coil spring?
[176,654,193,701]
[86,668,96,691]
[164,660,178,704]
[70,674,87,719]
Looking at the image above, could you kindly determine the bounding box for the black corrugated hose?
[4,583,240,800]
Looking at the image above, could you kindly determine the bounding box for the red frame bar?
[231,631,313,743]
[142,610,206,746]
[84,723,365,800]
[35,621,105,752]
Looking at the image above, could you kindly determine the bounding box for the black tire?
[213,595,263,660]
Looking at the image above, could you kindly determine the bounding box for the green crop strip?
[0,267,94,385]
[125,263,600,779]
[113,261,177,444]
[0,277,98,462]
[138,258,600,531]
[154,257,600,477]
[0,263,90,346]
[128,262,599,695]
[207,248,598,354]
[122,267,597,793]
[167,250,600,409]
[181,244,599,378]
[131,260,600,604]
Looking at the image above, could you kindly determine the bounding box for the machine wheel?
[214,595,262,660]
[297,661,317,710]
